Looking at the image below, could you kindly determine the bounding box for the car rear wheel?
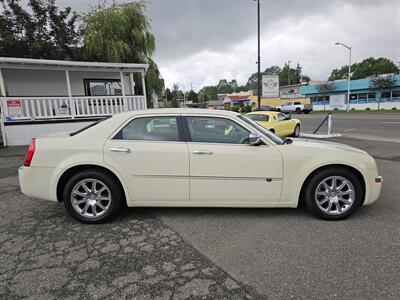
[63,169,124,223]
[292,124,300,137]
[295,107,301,114]
[304,167,363,220]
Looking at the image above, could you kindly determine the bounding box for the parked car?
[276,101,312,114]
[246,111,301,137]
[19,109,382,223]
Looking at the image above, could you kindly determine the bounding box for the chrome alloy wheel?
[314,176,355,215]
[70,178,112,218]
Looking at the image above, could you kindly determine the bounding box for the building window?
[392,90,400,100]
[84,79,122,96]
[356,94,365,103]
[381,91,391,101]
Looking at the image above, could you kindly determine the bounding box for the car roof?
[116,108,241,118]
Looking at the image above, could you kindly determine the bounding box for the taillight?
[23,138,35,167]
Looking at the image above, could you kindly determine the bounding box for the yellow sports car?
[246,111,301,137]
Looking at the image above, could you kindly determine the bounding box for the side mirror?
[249,132,262,146]
[286,114,292,120]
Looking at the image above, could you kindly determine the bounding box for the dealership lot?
[1,113,399,299]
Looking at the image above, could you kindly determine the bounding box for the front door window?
[186,116,249,144]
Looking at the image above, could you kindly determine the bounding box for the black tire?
[63,169,124,223]
[295,107,301,114]
[303,167,363,220]
[292,124,300,137]
[269,129,275,134]
[276,108,281,112]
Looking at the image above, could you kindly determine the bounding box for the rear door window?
[115,116,181,141]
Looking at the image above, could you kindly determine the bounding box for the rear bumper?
[18,166,58,201]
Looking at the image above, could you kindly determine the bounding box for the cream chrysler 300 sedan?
[19,109,382,223]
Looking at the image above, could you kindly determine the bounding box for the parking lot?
[1,113,399,299]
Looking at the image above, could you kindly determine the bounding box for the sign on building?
[6,100,22,117]
[262,75,279,98]
[330,94,346,108]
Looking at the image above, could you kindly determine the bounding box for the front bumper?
[18,166,58,201]
[363,173,382,206]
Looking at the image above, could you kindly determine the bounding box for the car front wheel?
[63,169,124,223]
[304,167,363,220]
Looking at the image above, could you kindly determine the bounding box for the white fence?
[312,101,400,111]
[0,95,146,121]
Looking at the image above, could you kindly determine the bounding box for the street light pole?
[256,0,261,110]
[335,42,351,112]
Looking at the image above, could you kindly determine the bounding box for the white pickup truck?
[276,102,312,114]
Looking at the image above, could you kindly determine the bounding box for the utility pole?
[335,42,351,112]
[256,0,261,109]
[287,60,292,86]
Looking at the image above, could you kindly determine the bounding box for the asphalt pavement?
[296,113,400,141]
[1,113,400,299]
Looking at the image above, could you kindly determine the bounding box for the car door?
[103,115,189,203]
[276,113,292,136]
[184,115,283,203]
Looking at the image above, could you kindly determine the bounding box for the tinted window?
[294,102,301,105]
[247,114,269,122]
[116,116,179,141]
[187,117,249,144]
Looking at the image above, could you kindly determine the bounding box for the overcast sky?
[58,0,399,91]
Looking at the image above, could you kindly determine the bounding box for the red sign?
[6,100,22,117]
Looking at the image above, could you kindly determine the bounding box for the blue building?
[300,75,400,110]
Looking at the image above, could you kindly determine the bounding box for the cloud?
[50,1,400,90]
[152,0,400,90]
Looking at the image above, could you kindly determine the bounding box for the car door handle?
[110,147,131,153]
[193,150,213,155]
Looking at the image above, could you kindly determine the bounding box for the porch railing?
[0,95,146,121]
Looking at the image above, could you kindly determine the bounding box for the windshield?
[238,115,284,145]
[247,114,269,122]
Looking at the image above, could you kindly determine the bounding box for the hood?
[291,138,369,156]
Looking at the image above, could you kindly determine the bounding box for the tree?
[315,81,336,110]
[81,1,164,107]
[217,79,231,94]
[165,88,172,101]
[316,81,336,94]
[198,86,218,101]
[187,90,198,102]
[370,75,396,110]
[329,57,399,81]
[0,0,80,59]
[228,79,238,92]
[246,64,309,89]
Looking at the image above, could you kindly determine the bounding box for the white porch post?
[141,70,147,109]
[0,68,5,97]
[65,69,75,118]
[120,70,128,111]
[129,73,135,95]
[0,68,7,146]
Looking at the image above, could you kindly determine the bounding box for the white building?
[0,57,148,146]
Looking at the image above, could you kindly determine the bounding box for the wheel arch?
[56,164,128,204]
[298,164,366,207]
